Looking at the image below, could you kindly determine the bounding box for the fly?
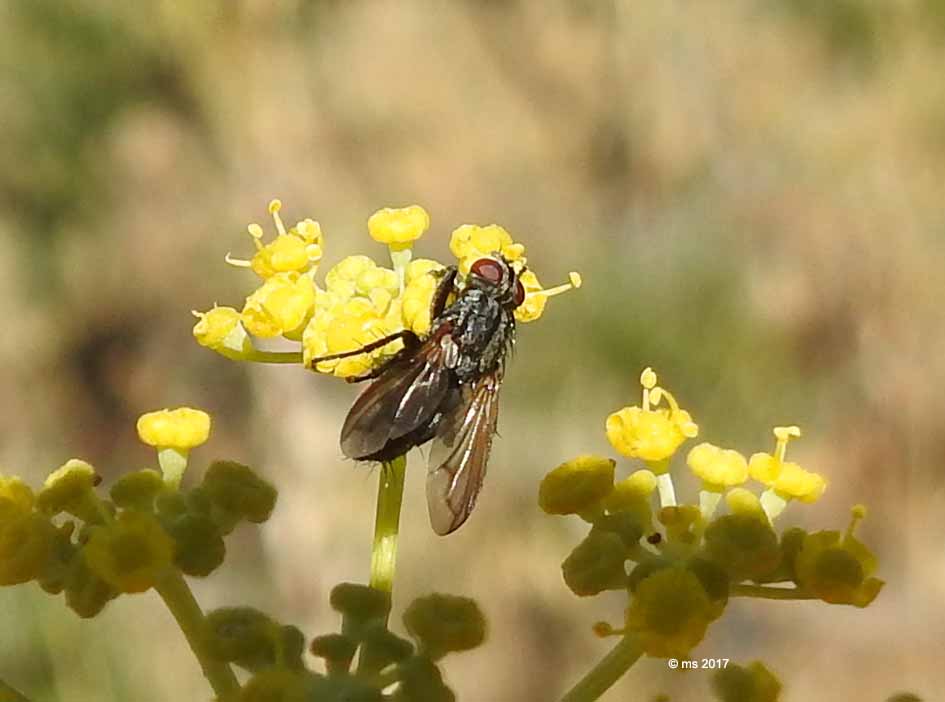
[312,256,526,534]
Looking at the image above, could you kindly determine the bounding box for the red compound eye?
[513,279,526,307]
[470,258,505,284]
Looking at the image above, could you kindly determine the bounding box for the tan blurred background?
[2,1,944,700]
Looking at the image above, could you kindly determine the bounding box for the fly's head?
[465,256,526,310]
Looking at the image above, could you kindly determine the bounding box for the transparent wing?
[340,340,450,460]
[426,375,501,535]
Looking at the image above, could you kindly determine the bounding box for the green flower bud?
[83,512,174,594]
[279,625,306,670]
[237,669,321,702]
[36,460,100,521]
[703,514,780,581]
[160,512,225,577]
[539,455,615,515]
[658,504,701,545]
[392,656,455,702]
[403,594,487,659]
[202,460,277,527]
[154,491,188,518]
[205,606,281,672]
[711,661,782,702]
[591,511,644,549]
[360,623,415,668]
[794,530,883,607]
[0,512,56,585]
[625,567,715,658]
[38,521,78,595]
[330,583,391,622]
[64,552,118,618]
[686,557,730,608]
[562,531,628,597]
[310,634,358,673]
[109,469,165,511]
[628,558,670,593]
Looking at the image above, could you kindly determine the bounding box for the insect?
[313,256,526,534]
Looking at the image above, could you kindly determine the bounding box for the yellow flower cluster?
[541,365,880,661]
[193,200,581,379]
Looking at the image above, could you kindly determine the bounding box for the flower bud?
[109,469,165,511]
[64,552,118,618]
[703,514,780,582]
[403,594,486,660]
[562,531,628,597]
[36,459,100,520]
[205,606,281,672]
[160,511,225,577]
[395,656,456,702]
[539,455,615,515]
[712,661,782,702]
[330,583,392,622]
[0,512,56,586]
[625,567,715,658]
[201,461,277,527]
[83,512,174,593]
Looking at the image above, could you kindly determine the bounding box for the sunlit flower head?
[368,205,430,250]
[226,199,323,279]
[303,256,404,378]
[606,368,698,468]
[400,259,446,336]
[449,224,526,276]
[192,306,252,360]
[687,443,748,492]
[136,408,211,452]
[241,271,316,340]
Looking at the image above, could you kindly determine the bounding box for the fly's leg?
[309,330,420,367]
[429,265,458,319]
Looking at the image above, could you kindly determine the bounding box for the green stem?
[559,635,643,702]
[245,350,304,364]
[369,455,407,597]
[0,679,33,702]
[154,570,240,700]
[731,584,817,600]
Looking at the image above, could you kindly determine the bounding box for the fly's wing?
[340,339,450,460]
[426,375,500,535]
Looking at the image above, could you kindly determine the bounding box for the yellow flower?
[84,512,174,594]
[227,199,323,279]
[606,368,698,467]
[749,426,826,504]
[449,224,526,275]
[401,259,446,335]
[136,408,211,451]
[303,256,405,378]
[192,306,252,359]
[0,511,55,586]
[368,205,430,250]
[687,443,748,491]
[241,271,316,339]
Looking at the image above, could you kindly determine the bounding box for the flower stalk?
[559,635,644,702]
[154,570,239,700]
[369,454,407,599]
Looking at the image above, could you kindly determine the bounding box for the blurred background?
[2,1,944,700]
